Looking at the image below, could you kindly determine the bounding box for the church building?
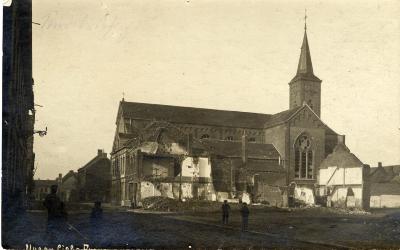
[110,24,349,207]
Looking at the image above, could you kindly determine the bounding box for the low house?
[33,179,57,201]
[369,162,400,208]
[78,149,111,202]
[57,171,78,202]
[318,139,370,209]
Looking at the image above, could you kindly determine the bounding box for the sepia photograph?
[2,0,400,249]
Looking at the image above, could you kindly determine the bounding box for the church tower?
[289,17,322,117]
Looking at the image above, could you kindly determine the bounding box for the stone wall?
[370,195,400,208]
[139,181,215,201]
[254,184,283,206]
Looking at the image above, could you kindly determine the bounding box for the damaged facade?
[111,120,284,206]
[110,26,366,207]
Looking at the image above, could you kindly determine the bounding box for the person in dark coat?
[90,201,103,221]
[43,185,62,243]
[90,201,104,245]
[43,185,61,230]
[240,202,250,232]
[221,200,231,225]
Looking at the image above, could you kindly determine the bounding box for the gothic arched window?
[294,134,314,179]
[225,136,234,141]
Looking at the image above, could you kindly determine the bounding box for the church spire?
[289,12,322,117]
[297,29,314,76]
[296,9,316,77]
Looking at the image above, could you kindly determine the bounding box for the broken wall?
[254,184,283,206]
[294,186,315,205]
[329,186,363,208]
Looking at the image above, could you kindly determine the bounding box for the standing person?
[43,185,62,243]
[90,201,103,221]
[221,200,231,225]
[55,201,69,242]
[90,201,103,245]
[240,202,250,232]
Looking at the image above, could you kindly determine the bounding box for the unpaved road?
[4,210,333,249]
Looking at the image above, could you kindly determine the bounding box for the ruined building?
[110,24,358,207]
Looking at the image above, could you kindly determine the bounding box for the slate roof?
[319,143,363,169]
[62,170,77,183]
[391,175,400,184]
[263,105,337,135]
[119,101,271,129]
[78,152,110,172]
[370,182,400,196]
[384,165,400,175]
[369,165,400,183]
[201,139,280,159]
[369,167,394,183]
[290,30,322,84]
[263,106,302,128]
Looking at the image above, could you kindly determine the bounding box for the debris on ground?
[141,196,252,212]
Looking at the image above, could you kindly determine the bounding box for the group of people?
[44,185,251,244]
[221,200,250,232]
[43,184,103,243]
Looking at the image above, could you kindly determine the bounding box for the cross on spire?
[304,9,307,30]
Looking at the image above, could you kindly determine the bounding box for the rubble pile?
[325,207,371,215]
[141,196,243,212]
[142,196,180,211]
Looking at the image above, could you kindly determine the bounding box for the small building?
[33,179,57,201]
[318,137,370,209]
[369,162,400,208]
[78,150,111,202]
[57,171,79,202]
[370,182,400,208]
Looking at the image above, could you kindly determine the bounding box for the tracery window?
[294,134,314,179]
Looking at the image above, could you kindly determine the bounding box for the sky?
[32,0,400,179]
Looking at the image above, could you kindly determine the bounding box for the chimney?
[378,162,382,168]
[337,135,345,145]
[98,149,103,156]
[58,173,62,185]
[241,131,247,165]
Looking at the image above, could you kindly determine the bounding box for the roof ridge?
[122,101,272,116]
